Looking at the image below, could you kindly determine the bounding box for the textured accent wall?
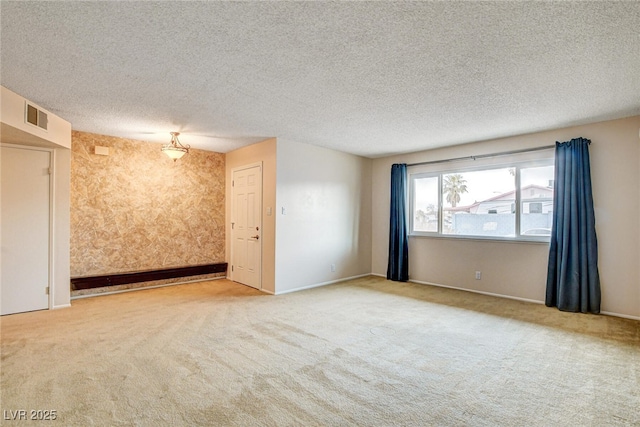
[71,131,225,277]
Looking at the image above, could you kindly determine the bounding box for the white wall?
[226,138,277,293]
[372,116,640,319]
[275,140,372,293]
[1,86,72,149]
[0,86,72,310]
[53,148,71,308]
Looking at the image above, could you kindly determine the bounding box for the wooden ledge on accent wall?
[70,263,228,291]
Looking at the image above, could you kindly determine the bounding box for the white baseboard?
[70,276,227,300]
[600,311,640,321]
[409,278,640,321]
[274,273,371,295]
[408,278,545,305]
[67,271,640,321]
[372,272,541,305]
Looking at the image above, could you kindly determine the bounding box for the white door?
[231,164,262,289]
[1,146,51,315]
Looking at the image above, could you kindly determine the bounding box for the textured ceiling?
[1,1,639,158]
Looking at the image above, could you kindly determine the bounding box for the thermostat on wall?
[94,146,110,156]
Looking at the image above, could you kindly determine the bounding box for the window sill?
[409,233,550,245]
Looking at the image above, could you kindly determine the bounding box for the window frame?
[409,157,554,242]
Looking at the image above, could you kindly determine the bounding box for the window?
[412,176,438,232]
[410,159,554,240]
[520,164,554,237]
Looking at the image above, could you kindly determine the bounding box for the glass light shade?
[162,145,188,160]
[162,132,190,161]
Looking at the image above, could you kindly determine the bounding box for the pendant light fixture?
[162,132,190,161]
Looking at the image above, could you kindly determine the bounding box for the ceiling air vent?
[25,102,48,131]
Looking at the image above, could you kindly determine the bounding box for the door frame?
[0,143,55,311]
[230,162,263,290]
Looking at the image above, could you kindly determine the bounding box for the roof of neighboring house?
[446,184,553,212]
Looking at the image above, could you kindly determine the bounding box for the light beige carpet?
[1,276,639,426]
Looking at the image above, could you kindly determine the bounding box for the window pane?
[520,165,554,236]
[413,176,438,232]
[442,169,515,237]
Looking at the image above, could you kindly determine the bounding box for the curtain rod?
[407,145,556,167]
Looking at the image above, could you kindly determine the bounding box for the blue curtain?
[387,164,409,282]
[546,137,601,313]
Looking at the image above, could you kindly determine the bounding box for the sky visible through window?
[414,165,554,210]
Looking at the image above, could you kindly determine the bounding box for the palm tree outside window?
[443,173,468,208]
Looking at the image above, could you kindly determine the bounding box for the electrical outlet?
[475,271,482,280]
[331,264,336,272]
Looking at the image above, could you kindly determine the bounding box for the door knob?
[251,235,260,240]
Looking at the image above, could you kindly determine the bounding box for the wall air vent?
[1,86,71,148]
[25,102,48,131]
